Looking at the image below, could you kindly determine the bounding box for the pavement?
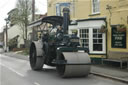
[91,65,128,83]
[2,52,128,84]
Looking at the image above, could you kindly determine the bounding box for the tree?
[10,0,32,47]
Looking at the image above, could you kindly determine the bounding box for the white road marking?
[34,82,40,85]
[0,63,24,77]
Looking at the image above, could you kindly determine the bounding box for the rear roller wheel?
[29,45,45,70]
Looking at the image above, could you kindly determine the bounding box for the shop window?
[92,0,100,14]
[80,29,89,48]
[93,29,102,51]
[79,28,106,54]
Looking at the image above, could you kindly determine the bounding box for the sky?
[0,0,47,32]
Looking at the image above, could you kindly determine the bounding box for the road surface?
[0,53,127,85]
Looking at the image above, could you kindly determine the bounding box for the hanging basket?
[99,25,107,33]
[117,24,126,32]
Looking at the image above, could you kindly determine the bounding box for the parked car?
[0,45,4,53]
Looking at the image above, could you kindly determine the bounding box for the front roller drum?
[56,52,91,77]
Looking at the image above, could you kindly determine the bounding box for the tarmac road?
[0,53,127,85]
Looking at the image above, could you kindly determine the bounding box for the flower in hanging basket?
[117,24,126,32]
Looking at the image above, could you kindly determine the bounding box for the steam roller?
[29,7,91,78]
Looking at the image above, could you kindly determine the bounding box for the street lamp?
[4,18,9,52]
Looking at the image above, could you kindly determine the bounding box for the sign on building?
[111,25,126,48]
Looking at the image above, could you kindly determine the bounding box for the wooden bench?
[102,51,128,69]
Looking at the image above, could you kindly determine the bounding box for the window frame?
[92,0,100,14]
[79,28,89,48]
[79,27,106,54]
[56,2,71,16]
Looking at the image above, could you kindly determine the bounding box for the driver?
[56,25,63,41]
[57,25,63,33]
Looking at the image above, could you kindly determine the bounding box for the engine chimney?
[63,8,70,34]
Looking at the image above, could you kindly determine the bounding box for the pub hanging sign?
[111,25,126,48]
